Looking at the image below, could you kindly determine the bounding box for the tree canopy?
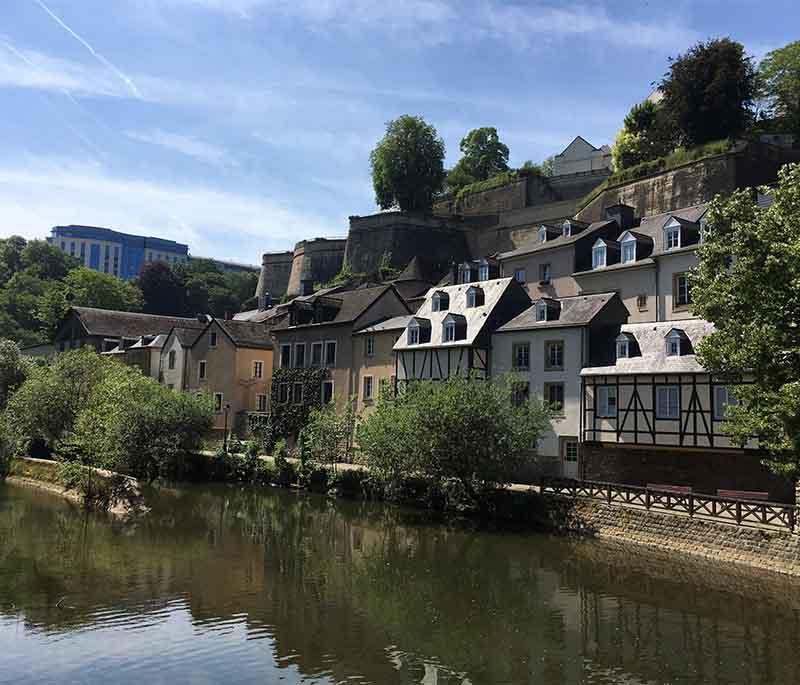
[758,40,800,134]
[446,127,510,192]
[691,162,800,477]
[370,115,446,212]
[659,38,757,146]
[612,100,674,171]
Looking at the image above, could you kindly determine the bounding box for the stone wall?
[545,496,800,577]
[582,443,794,502]
[285,238,347,298]
[256,251,293,300]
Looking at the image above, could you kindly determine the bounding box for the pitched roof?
[354,315,414,335]
[581,319,714,376]
[394,256,438,283]
[497,292,618,332]
[276,284,401,329]
[496,220,615,261]
[633,204,708,257]
[394,277,521,350]
[170,326,204,347]
[70,307,204,339]
[215,319,274,350]
[232,305,282,323]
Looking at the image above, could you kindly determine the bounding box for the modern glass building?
[49,225,189,281]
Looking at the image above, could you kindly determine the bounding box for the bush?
[0,338,29,411]
[298,401,356,468]
[357,374,552,508]
[0,421,10,480]
[57,461,138,512]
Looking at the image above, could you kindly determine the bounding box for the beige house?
[160,326,205,390]
[186,318,274,433]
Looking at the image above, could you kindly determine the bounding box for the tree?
[370,115,446,212]
[447,127,510,193]
[611,100,675,170]
[137,261,186,316]
[659,38,757,146]
[690,163,800,477]
[357,374,551,506]
[758,40,800,134]
[520,158,554,176]
[0,236,26,284]
[0,339,28,411]
[20,240,78,281]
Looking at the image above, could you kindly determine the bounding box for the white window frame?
[198,360,207,381]
[539,263,551,284]
[432,292,448,312]
[294,342,306,368]
[443,321,456,342]
[544,382,564,414]
[363,375,374,401]
[665,332,683,357]
[213,392,223,412]
[514,268,526,283]
[616,339,629,359]
[592,244,606,269]
[293,382,304,404]
[562,221,572,238]
[512,342,530,371]
[675,274,691,307]
[478,263,490,281]
[564,440,579,462]
[597,386,617,418]
[656,385,680,419]
[714,385,738,421]
[280,343,292,368]
[467,290,476,308]
[539,226,547,243]
[311,341,323,366]
[664,222,681,250]
[321,380,334,404]
[324,340,337,366]
[408,327,420,345]
[168,349,176,370]
[536,302,548,322]
[365,336,375,357]
[256,394,268,412]
[545,340,564,370]
[621,239,636,264]
[253,360,263,379]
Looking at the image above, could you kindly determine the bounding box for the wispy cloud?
[33,0,142,98]
[126,129,236,165]
[0,156,337,260]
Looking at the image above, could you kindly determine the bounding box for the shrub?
[57,461,138,512]
[0,338,29,411]
[298,401,356,469]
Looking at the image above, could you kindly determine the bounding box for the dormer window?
[620,232,637,264]
[443,320,456,342]
[539,225,547,243]
[466,286,484,308]
[407,318,431,345]
[562,220,572,238]
[442,313,467,342]
[665,328,691,356]
[458,263,472,284]
[431,291,449,312]
[536,301,548,321]
[615,332,637,359]
[409,327,419,345]
[592,239,607,269]
[664,219,681,250]
[478,261,490,281]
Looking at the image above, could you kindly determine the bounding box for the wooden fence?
[540,478,797,532]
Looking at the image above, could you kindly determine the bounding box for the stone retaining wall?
[545,495,800,576]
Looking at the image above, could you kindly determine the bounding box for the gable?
[557,136,596,159]
[353,286,411,330]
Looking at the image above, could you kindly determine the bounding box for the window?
[256,394,268,412]
[478,263,490,281]
[665,329,687,357]
[622,240,636,264]
[562,221,572,238]
[325,341,337,366]
[637,293,648,310]
[597,386,617,417]
[714,386,739,421]
[322,380,334,404]
[363,375,374,401]
[616,338,629,359]
[536,302,548,322]
[466,286,484,308]
[458,265,472,284]
[409,327,420,345]
[656,385,680,419]
[294,343,306,368]
[210,331,217,348]
[311,342,323,366]
[592,244,606,269]
[69,241,75,256]
[514,268,526,283]
[213,392,223,412]
[168,350,176,370]
[664,224,681,250]
[432,291,449,312]
[365,336,375,357]
[443,321,456,342]
[564,441,578,462]
[60,240,66,251]
[545,341,564,370]
[674,274,692,307]
[512,381,530,407]
[539,226,547,243]
[253,360,263,379]
[198,360,207,380]
[278,383,290,404]
[544,383,564,413]
[80,242,86,261]
[512,342,530,371]
[280,344,292,368]
[539,263,551,284]
[293,382,304,404]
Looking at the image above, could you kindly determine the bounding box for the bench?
[717,489,769,501]
[647,483,692,494]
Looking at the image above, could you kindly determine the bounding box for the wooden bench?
[647,483,692,494]
[717,489,769,501]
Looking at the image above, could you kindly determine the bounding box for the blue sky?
[0,1,795,265]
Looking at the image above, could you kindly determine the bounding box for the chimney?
[604,203,635,232]
[258,291,271,312]
[300,268,315,296]
[196,313,211,323]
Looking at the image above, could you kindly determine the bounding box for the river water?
[1,481,799,684]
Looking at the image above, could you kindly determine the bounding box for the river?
[1,480,799,684]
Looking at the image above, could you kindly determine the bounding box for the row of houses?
[50,201,790,502]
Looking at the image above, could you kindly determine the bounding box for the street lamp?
[223,403,231,453]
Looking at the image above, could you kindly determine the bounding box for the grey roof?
[634,204,707,258]
[497,220,615,261]
[394,277,518,350]
[394,256,438,283]
[70,307,204,338]
[170,326,204,347]
[573,257,656,277]
[354,315,413,335]
[497,292,618,332]
[277,284,402,329]
[215,319,274,350]
[581,319,714,376]
[233,306,282,323]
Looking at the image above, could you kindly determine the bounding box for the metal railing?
[540,478,797,532]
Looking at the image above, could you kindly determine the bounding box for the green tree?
[659,38,757,146]
[357,374,551,506]
[690,163,800,476]
[370,115,446,212]
[137,261,187,316]
[520,156,554,177]
[612,100,675,170]
[758,40,800,134]
[447,127,510,192]
[0,339,29,411]
[0,272,50,345]
[20,240,78,280]
[0,236,26,283]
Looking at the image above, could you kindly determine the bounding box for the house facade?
[160,326,205,390]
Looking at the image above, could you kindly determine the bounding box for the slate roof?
[581,319,714,376]
[633,203,707,257]
[573,257,656,277]
[394,256,439,283]
[276,284,402,329]
[215,319,274,350]
[394,277,519,350]
[70,307,204,339]
[496,220,616,261]
[171,326,204,347]
[354,315,414,335]
[233,306,282,323]
[497,292,618,332]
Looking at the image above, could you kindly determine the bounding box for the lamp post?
[223,403,231,453]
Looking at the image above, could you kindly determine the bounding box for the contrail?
[33,0,142,99]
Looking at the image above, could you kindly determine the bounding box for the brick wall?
[582,443,794,502]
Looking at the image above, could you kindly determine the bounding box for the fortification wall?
[345,212,470,276]
[285,238,347,297]
[256,251,293,299]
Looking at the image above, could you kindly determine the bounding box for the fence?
[540,478,797,533]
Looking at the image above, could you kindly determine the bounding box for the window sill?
[544,367,564,372]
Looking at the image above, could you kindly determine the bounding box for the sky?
[0,1,796,265]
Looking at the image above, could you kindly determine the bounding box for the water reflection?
[1,482,799,684]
